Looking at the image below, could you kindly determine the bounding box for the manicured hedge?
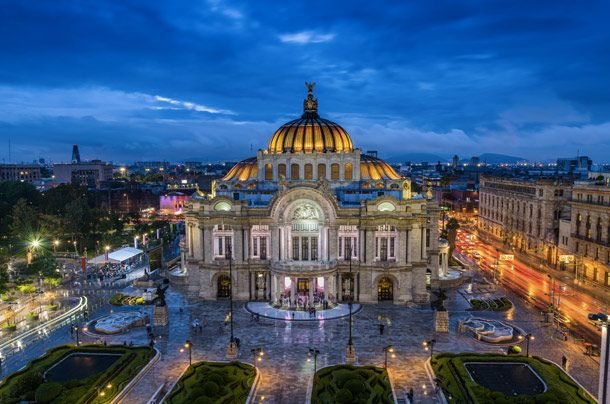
[0,344,155,404]
[166,361,256,404]
[469,297,512,311]
[311,365,394,404]
[431,353,595,404]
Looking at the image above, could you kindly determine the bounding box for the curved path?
[245,301,362,321]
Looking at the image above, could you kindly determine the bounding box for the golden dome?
[222,157,257,181]
[360,155,401,180]
[267,82,354,154]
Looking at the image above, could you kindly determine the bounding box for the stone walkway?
[0,274,600,404]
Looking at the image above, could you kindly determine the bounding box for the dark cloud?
[1,0,609,163]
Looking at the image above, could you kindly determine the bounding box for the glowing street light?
[383,345,395,368]
[518,333,535,357]
[423,339,436,358]
[307,348,320,373]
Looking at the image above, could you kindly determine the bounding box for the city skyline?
[2,1,610,163]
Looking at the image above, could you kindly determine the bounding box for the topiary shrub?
[16,371,43,395]
[336,388,354,404]
[34,382,64,403]
[334,369,358,388]
[202,381,220,397]
[344,378,366,396]
[207,372,225,385]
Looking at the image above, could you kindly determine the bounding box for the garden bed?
[469,297,512,311]
[311,365,394,404]
[109,293,146,306]
[0,344,155,404]
[431,353,595,403]
[166,361,256,404]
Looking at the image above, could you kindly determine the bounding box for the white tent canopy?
[88,247,144,265]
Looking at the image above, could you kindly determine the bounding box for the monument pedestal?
[153,305,169,326]
[345,344,357,364]
[435,310,449,333]
[226,341,239,359]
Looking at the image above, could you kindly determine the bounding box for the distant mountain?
[478,153,525,164]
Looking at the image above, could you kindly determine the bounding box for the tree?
[0,253,10,293]
[64,199,92,243]
[445,218,460,255]
[9,198,40,242]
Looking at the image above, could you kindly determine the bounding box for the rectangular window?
[291,164,299,180]
[311,237,318,260]
[260,237,267,260]
[304,164,313,180]
[253,237,258,256]
[351,237,358,258]
[389,237,395,258]
[224,236,232,257]
[380,238,388,261]
[345,237,352,258]
[265,163,273,180]
[318,164,326,179]
[302,237,309,261]
[278,164,286,178]
[331,163,340,180]
[292,237,299,260]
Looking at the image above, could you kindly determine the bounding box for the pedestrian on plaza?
[379,323,385,335]
[408,388,414,403]
[561,355,568,370]
[199,324,203,333]
[291,312,295,320]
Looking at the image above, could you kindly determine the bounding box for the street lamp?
[72,324,81,346]
[346,244,356,363]
[251,347,264,366]
[53,239,59,252]
[423,339,436,358]
[180,340,192,366]
[307,348,320,373]
[588,313,610,403]
[518,333,535,357]
[383,345,394,368]
[226,244,238,358]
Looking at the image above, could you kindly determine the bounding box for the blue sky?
[1,0,610,163]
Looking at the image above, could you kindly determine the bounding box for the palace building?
[182,84,441,304]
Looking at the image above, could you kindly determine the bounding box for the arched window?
[331,163,340,180]
[318,164,326,179]
[278,163,286,178]
[304,163,313,180]
[265,163,273,180]
[344,163,353,180]
[291,164,300,180]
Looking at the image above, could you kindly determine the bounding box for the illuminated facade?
[183,84,440,304]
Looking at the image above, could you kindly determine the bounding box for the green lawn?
[431,353,596,404]
[166,361,256,404]
[311,365,394,404]
[0,344,155,404]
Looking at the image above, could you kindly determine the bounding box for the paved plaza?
[0,274,601,404]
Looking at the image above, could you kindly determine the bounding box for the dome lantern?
[267,83,354,154]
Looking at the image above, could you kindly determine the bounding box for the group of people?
[86,262,134,281]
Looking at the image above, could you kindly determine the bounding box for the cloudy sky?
[1,0,610,164]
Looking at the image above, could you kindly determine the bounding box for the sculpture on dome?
[303,82,318,117]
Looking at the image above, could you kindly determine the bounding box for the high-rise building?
[183,85,442,303]
[71,144,81,164]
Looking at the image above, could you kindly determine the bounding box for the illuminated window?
[291,164,299,180]
[331,163,340,180]
[344,163,353,180]
[265,163,273,180]
[304,164,313,180]
[278,164,286,178]
[318,164,326,179]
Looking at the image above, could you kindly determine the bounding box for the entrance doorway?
[217,274,231,298]
[297,278,310,294]
[341,274,354,302]
[377,277,393,301]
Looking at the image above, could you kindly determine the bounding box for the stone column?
[366,228,375,263]
[290,277,297,305]
[412,267,428,303]
[271,225,280,261]
[337,273,343,301]
[409,224,421,262]
[309,277,314,302]
[204,225,213,264]
[329,226,339,261]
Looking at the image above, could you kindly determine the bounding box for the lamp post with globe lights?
[589,312,610,403]
[345,244,357,364]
